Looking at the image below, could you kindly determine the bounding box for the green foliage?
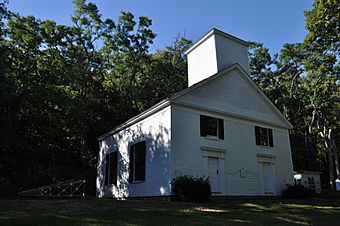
[139,36,191,108]
[304,0,340,53]
[171,175,211,202]
[249,42,273,83]
[0,0,189,195]
[249,0,339,190]
[303,0,340,190]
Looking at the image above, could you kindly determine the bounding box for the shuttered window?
[129,141,146,183]
[200,115,224,140]
[104,151,118,186]
[255,126,273,147]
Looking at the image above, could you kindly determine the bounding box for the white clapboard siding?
[174,67,290,129]
[214,33,249,74]
[171,104,294,196]
[96,106,172,198]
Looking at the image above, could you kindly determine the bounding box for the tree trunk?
[326,139,335,191]
[332,139,340,179]
[305,127,317,170]
[77,69,88,159]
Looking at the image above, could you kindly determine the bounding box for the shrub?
[171,175,211,202]
[282,183,314,199]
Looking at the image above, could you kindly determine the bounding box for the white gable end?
[173,66,291,128]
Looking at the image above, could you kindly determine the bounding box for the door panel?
[262,162,275,194]
[208,157,221,193]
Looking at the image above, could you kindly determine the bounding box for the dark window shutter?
[140,141,146,181]
[200,115,207,137]
[268,129,273,147]
[218,118,224,140]
[128,146,134,183]
[134,141,146,181]
[105,155,109,186]
[109,152,118,185]
[255,126,260,145]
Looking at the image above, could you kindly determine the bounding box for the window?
[200,115,224,140]
[104,151,118,186]
[255,126,273,147]
[308,177,316,191]
[129,141,146,183]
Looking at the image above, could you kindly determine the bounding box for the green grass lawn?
[0,197,340,226]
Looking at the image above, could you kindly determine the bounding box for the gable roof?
[170,63,293,129]
[97,99,170,140]
[184,28,250,55]
[98,63,292,141]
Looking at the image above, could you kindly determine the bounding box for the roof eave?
[97,99,170,141]
[171,63,293,130]
[184,28,250,55]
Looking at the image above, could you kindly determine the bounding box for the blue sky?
[8,0,313,54]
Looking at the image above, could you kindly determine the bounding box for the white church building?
[96,28,294,198]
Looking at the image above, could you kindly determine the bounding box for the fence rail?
[18,179,86,197]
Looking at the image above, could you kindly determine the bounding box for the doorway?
[262,162,275,194]
[208,156,221,194]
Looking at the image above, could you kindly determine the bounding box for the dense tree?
[248,42,274,95]
[0,0,190,195]
[102,11,156,116]
[271,44,307,169]
[303,0,340,190]
[0,0,9,73]
[140,36,192,108]
[249,0,339,190]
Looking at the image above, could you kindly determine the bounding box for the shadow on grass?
[240,202,340,214]
[1,198,340,226]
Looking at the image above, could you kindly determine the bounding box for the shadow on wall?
[97,123,171,198]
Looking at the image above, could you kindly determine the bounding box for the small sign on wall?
[239,168,247,178]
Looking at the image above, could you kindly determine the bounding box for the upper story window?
[105,151,118,186]
[255,126,273,147]
[200,115,224,140]
[129,141,146,183]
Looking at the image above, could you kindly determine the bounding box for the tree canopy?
[0,0,190,194]
[249,0,339,190]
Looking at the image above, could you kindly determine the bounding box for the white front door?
[262,162,275,194]
[208,157,221,194]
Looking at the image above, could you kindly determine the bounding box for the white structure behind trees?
[294,171,322,194]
